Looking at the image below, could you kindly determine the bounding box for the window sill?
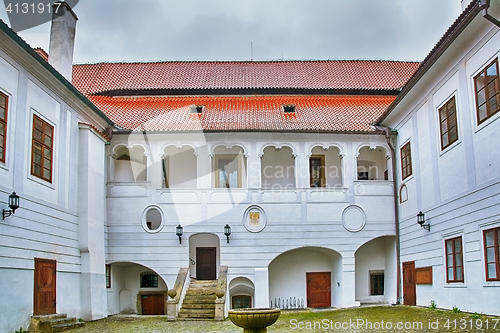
[27,173,55,190]
[444,282,467,288]
[439,139,462,157]
[483,281,500,287]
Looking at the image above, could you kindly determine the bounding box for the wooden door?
[403,261,416,306]
[306,272,331,308]
[141,294,164,315]
[34,258,56,315]
[196,247,216,280]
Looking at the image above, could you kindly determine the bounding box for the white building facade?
[379,0,500,315]
[104,130,399,314]
[0,5,112,332]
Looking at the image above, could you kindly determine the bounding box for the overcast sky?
[0,0,464,64]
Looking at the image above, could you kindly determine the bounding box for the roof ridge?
[73,59,420,66]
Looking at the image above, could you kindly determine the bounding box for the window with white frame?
[484,227,500,281]
[438,96,458,150]
[0,92,7,163]
[474,58,500,124]
[445,236,464,283]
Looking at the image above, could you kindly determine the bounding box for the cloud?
[3,0,462,63]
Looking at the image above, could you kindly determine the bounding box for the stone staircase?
[30,314,85,332]
[178,279,217,320]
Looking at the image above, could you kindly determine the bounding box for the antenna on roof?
[251,42,253,61]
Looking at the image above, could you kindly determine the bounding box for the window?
[0,92,7,163]
[232,295,252,309]
[474,59,500,124]
[106,264,111,288]
[283,104,295,113]
[400,141,412,180]
[31,115,54,182]
[439,96,458,150]
[445,237,464,283]
[190,105,204,113]
[370,272,384,295]
[140,271,158,288]
[215,155,242,188]
[484,227,500,281]
[309,155,325,187]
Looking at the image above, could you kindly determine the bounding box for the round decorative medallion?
[342,205,366,232]
[242,205,267,233]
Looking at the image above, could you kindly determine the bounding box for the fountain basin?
[228,308,280,333]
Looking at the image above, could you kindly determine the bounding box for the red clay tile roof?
[72,60,419,95]
[89,95,396,132]
[34,47,48,62]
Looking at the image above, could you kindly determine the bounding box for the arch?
[111,144,148,182]
[161,145,198,188]
[260,145,296,189]
[268,246,342,308]
[354,236,397,304]
[160,143,199,157]
[399,184,409,203]
[354,143,390,158]
[356,145,390,181]
[210,143,250,158]
[229,277,255,309]
[308,145,343,187]
[105,261,168,315]
[258,143,298,158]
[211,145,247,189]
[189,233,221,280]
[306,143,345,158]
[110,143,148,158]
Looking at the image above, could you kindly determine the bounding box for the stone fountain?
[228,308,280,333]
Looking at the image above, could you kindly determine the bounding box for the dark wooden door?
[141,294,164,315]
[34,258,56,315]
[403,261,416,305]
[306,272,331,308]
[196,247,216,280]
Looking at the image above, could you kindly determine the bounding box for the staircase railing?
[167,267,189,321]
[215,265,228,321]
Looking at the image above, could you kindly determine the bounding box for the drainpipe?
[480,0,500,27]
[372,125,401,304]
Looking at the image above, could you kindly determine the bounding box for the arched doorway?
[189,233,221,280]
[269,247,342,308]
[106,262,168,315]
[229,277,255,309]
[354,236,397,304]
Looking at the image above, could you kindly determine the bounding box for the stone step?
[51,321,85,332]
[185,293,216,297]
[177,317,214,321]
[32,314,68,321]
[178,312,215,319]
[181,303,216,309]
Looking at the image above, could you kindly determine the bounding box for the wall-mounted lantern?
[3,192,20,220]
[417,211,430,231]
[176,224,183,244]
[224,224,231,244]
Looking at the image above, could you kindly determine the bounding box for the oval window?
[141,206,164,233]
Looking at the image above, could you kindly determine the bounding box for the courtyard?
[70,306,500,333]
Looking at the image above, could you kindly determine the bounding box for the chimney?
[48,2,78,82]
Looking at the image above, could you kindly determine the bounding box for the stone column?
[341,252,359,307]
[77,124,107,320]
[254,268,270,308]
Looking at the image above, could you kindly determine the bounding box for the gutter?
[480,0,500,27]
[372,125,401,304]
